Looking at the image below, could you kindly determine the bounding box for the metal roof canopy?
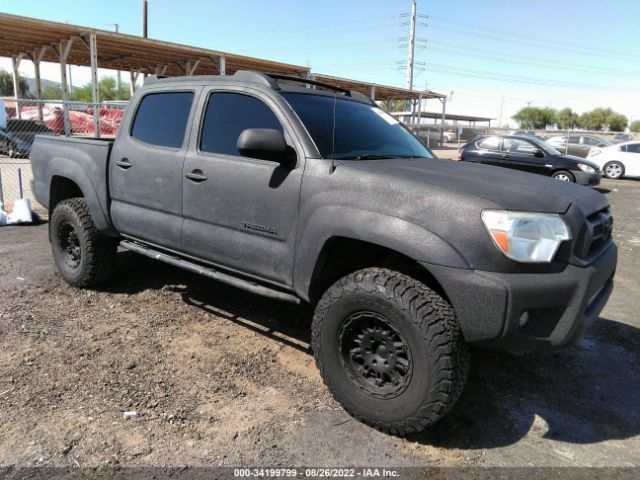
[0,12,443,102]
[392,111,494,124]
[313,74,446,101]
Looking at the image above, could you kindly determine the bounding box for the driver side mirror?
[237,128,293,166]
[533,148,545,158]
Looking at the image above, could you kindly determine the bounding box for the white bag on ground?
[7,198,32,224]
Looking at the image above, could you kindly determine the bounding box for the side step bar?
[120,240,301,304]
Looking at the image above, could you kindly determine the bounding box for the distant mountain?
[24,77,60,92]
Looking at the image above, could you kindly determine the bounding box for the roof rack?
[143,71,374,103]
[265,73,352,96]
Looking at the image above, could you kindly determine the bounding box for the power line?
[314,61,640,92]
[426,40,640,77]
[428,14,640,60]
[427,23,640,62]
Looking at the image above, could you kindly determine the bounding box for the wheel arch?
[603,160,625,178]
[304,236,452,305]
[46,158,115,235]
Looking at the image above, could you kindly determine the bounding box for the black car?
[0,119,53,158]
[458,134,602,185]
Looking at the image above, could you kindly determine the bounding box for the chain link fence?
[1,99,127,218]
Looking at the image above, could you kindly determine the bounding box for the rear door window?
[476,136,502,150]
[503,138,537,155]
[626,143,640,153]
[131,92,194,148]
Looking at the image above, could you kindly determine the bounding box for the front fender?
[46,157,115,234]
[293,206,470,300]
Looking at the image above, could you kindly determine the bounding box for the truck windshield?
[282,93,433,160]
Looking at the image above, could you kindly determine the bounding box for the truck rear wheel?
[50,198,117,287]
[312,268,469,436]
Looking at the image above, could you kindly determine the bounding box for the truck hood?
[341,157,602,213]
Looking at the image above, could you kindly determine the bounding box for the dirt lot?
[0,178,639,474]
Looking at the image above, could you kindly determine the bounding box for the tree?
[512,106,557,129]
[579,108,627,132]
[555,108,580,129]
[41,84,63,100]
[70,76,130,102]
[378,99,409,113]
[631,120,640,133]
[0,69,30,97]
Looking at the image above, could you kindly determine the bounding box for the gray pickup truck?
[30,71,617,436]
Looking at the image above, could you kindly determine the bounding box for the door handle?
[185,169,207,182]
[115,158,132,169]
[501,154,510,158]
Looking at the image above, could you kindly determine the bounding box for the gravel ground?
[0,178,638,474]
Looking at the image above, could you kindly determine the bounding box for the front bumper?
[424,242,617,351]
[574,170,602,186]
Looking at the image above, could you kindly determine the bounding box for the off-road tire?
[312,268,470,436]
[551,170,575,182]
[50,198,117,287]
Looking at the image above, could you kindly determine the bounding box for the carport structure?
[0,12,445,133]
[392,111,494,127]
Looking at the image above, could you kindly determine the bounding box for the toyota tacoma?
[30,71,617,435]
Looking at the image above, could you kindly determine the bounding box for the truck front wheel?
[50,198,117,287]
[312,268,469,436]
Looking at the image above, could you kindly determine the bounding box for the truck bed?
[30,135,114,230]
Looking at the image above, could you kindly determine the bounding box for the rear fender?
[46,157,115,234]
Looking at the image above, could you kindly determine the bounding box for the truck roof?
[142,70,376,105]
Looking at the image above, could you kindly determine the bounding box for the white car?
[587,141,640,179]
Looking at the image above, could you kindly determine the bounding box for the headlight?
[577,162,596,173]
[481,210,571,263]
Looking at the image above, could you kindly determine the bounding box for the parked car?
[459,134,602,185]
[587,141,640,179]
[442,130,457,142]
[508,129,537,137]
[611,133,632,143]
[30,71,616,436]
[0,119,53,157]
[545,135,612,158]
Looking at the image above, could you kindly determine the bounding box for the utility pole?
[498,95,504,128]
[405,0,417,90]
[143,0,148,38]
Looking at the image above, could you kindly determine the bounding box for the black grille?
[574,207,613,260]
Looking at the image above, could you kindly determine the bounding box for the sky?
[1,0,639,128]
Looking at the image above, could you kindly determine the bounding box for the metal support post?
[416,93,423,134]
[29,47,47,121]
[185,59,201,76]
[130,70,141,95]
[440,97,447,143]
[59,38,74,136]
[89,33,100,138]
[11,55,23,119]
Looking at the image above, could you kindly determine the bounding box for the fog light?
[519,311,530,328]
